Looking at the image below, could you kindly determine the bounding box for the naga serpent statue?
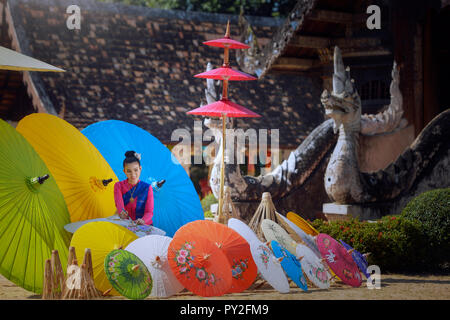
[206,46,450,221]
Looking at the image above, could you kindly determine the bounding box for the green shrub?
[204,210,214,219]
[311,216,428,272]
[401,188,450,266]
[201,193,217,213]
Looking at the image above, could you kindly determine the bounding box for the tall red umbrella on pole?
[187,21,260,224]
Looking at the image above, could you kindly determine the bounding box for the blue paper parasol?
[81,120,204,237]
[339,240,370,279]
[271,240,308,292]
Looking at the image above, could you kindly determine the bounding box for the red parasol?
[203,38,250,49]
[187,20,259,224]
[187,98,260,118]
[168,227,232,297]
[203,21,250,50]
[316,233,362,287]
[194,65,257,81]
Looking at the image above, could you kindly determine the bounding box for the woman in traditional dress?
[114,151,154,225]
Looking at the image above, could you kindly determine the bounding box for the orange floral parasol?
[168,225,232,297]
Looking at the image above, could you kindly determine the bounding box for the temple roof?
[5,0,326,147]
[237,0,394,78]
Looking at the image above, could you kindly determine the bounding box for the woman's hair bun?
[125,150,136,158]
[123,150,141,167]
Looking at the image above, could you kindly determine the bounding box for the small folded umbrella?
[278,214,321,258]
[249,242,290,294]
[316,234,362,287]
[16,114,118,222]
[286,211,319,236]
[126,235,184,297]
[339,240,370,279]
[228,218,262,246]
[0,119,71,294]
[70,221,138,295]
[270,240,308,292]
[168,227,232,297]
[81,120,204,237]
[296,243,331,289]
[104,249,152,300]
[260,219,297,256]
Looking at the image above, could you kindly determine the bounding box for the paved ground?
[1,273,449,300]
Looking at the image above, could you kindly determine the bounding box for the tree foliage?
[98,0,298,17]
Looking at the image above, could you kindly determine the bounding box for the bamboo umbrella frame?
[216,185,238,224]
[42,247,100,299]
[248,192,281,241]
[51,250,65,298]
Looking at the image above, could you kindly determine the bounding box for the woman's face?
[123,161,141,185]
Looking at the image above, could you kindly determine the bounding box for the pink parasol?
[203,21,249,50]
[203,37,250,49]
[187,98,260,118]
[194,65,257,81]
[316,233,362,287]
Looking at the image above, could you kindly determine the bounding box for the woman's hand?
[135,218,145,225]
[119,209,129,220]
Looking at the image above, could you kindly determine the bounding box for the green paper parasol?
[104,249,153,300]
[0,119,71,294]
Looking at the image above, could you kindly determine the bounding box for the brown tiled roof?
[9,0,325,148]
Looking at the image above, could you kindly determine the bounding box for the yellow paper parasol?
[16,113,118,222]
[286,211,319,236]
[0,45,65,72]
[70,221,138,295]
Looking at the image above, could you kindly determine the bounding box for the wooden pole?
[222,79,229,99]
[217,114,227,224]
[223,20,231,67]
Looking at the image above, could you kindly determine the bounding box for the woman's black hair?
[123,150,141,167]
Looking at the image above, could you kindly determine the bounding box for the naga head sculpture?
[321,46,361,134]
